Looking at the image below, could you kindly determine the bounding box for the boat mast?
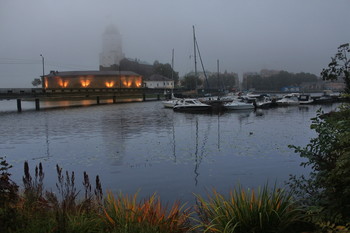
[217,59,220,90]
[171,48,174,91]
[193,26,198,94]
[171,48,174,81]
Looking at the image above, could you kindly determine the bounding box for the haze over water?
[0,100,341,203]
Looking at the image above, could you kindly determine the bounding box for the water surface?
[0,99,340,203]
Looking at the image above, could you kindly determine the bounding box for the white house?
[143,74,174,89]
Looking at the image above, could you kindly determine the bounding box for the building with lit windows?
[42,70,142,89]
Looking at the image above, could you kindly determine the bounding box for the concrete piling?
[17,99,22,112]
[35,98,40,110]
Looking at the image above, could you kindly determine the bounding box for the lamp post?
[40,54,45,77]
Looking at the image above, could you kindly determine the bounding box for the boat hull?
[224,102,255,110]
[173,105,212,112]
[162,100,177,108]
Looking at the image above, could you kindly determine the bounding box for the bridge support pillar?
[142,93,146,101]
[17,99,22,112]
[35,98,40,111]
[96,96,100,104]
[113,96,116,103]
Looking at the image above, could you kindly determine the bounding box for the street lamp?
[40,54,45,77]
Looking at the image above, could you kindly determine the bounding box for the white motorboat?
[276,95,299,106]
[173,98,212,112]
[224,101,255,110]
[298,94,314,104]
[255,95,273,108]
[162,99,179,108]
[162,93,181,108]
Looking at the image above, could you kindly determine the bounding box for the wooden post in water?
[17,99,22,112]
[35,98,40,111]
[142,93,146,101]
[113,95,116,103]
[96,96,100,104]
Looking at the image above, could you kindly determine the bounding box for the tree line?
[242,71,319,91]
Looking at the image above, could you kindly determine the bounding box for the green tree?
[288,105,350,223]
[321,43,350,94]
[207,72,237,90]
[243,71,318,91]
[181,75,202,90]
[153,61,179,85]
[31,78,42,87]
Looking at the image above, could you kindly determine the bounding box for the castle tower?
[99,24,125,69]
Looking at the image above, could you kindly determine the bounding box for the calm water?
[0,99,341,204]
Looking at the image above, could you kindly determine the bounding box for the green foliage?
[119,58,179,85]
[0,156,20,232]
[242,71,318,91]
[207,72,238,90]
[181,75,203,90]
[289,104,350,223]
[321,43,350,94]
[153,60,179,84]
[31,78,42,87]
[193,184,307,233]
[0,156,19,207]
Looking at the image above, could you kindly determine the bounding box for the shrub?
[193,184,307,233]
[288,105,350,223]
[0,156,19,232]
[102,191,192,233]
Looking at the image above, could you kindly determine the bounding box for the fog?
[1,0,349,87]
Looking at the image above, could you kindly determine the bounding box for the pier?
[0,87,171,112]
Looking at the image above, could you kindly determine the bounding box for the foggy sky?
[1,0,349,87]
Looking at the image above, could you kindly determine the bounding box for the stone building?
[42,70,142,89]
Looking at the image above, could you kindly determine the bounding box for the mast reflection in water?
[0,100,341,204]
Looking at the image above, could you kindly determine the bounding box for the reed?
[103,191,192,233]
[193,184,306,233]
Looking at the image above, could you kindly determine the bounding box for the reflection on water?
[0,100,342,204]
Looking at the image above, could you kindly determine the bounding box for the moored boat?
[255,95,273,108]
[298,94,314,104]
[224,101,255,110]
[173,98,212,112]
[162,93,181,108]
[276,94,299,106]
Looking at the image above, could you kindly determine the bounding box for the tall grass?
[193,184,306,233]
[103,191,192,233]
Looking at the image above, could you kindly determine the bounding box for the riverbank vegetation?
[1,103,349,232]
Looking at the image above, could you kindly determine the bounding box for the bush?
[103,191,192,233]
[0,156,20,232]
[289,104,350,224]
[193,184,307,233]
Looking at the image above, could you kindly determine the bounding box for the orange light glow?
[58,79,69,88]
[105,81,115,88]
[44,78,48,88]
[81,80,91,87]
[135,81,142,87]
[122,80,132,87]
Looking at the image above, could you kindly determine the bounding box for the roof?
[45,70,141,77]
[145,74,172,81]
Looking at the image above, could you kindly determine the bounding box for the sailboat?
[162,49,181,108]
[191,27,230,111]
